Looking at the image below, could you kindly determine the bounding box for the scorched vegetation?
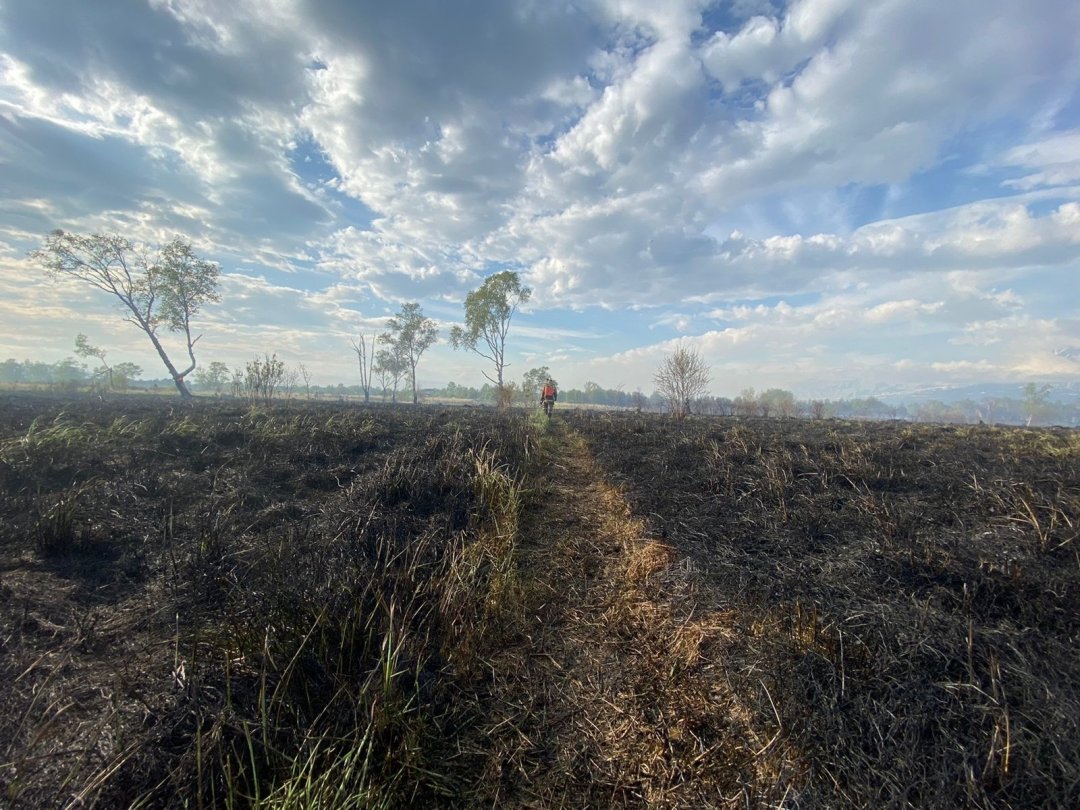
[1,394,1077,808]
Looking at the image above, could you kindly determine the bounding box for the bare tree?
[297,362,313,399]
[654,345,710,421]
[244,354,285,406]
[32,231,220,398]
[350,333,377,403]
[734,388,757,417]
[230,367,244,399]
[282,367,299,403]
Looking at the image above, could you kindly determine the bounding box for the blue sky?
[0,0,1078,397]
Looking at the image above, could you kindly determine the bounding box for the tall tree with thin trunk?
[449,271,531,406]
[31,231,220,398]
[381,303,437,405]
[654,344,711,421]
[350,333,377,403]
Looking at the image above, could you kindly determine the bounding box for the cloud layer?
[1,0,1078,394]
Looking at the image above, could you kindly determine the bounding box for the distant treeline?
[3,358,1076,426]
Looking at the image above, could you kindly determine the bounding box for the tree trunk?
[144,329,192,398]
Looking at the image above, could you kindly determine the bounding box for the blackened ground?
[567,410,1080,808]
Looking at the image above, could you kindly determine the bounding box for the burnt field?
[566,410,1080,807]
[0,393,1078,808]
[0,394,533,808]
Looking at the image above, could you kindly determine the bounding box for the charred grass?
[3,392,1078,808]
[0,394,532,808]
[566,411,1080,808]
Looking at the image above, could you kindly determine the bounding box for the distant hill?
[870,381,1080,406]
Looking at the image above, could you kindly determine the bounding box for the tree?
[0,359,24,384]
[734,388,758,417]
[194,360,230,394]
[449,271,531,406]
[52,357,88,388]
[350,333,377,403]
[111,362,142,391]
[1023,383,1051,426]
[382,303,437,405]
[760,388,797,418]
[230,367,244,398]
[74,334,113,389]
[31,231,220,398]
[282,367,299,402]
[374,346,407,403]
[244,354,286,406]
[654,344,710,421]
[297,362,313,399]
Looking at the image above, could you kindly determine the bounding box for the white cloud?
[1,0,1079,394]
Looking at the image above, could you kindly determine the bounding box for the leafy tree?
[0,359,24,384]
[194,360,230,394]
[111,362,142,391]
[382,303,437,405]
[654,345,710,421]
[31,231,220,398]
[760,388,797,418]
[374,346,407,403]
[51,357,88,388]
[74,333,114,388]
[449,271,531,405]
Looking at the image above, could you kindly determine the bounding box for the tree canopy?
[382,303,437,405]
[31,231,220,398]
[449,271,531,402]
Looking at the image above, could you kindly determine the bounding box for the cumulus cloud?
[1,0,1078,392]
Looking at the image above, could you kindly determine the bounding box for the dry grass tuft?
[625,539,677,584]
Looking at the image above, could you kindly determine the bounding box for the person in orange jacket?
[540,378,558,417]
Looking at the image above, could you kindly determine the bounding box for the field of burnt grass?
[2,392,1078,809]
[567,410,1080,808]
[0,394,533,808]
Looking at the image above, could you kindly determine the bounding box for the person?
[540,378,558,417]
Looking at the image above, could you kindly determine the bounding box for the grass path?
[459,417,783,808]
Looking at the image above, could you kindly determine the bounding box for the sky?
[1,0,1078,398]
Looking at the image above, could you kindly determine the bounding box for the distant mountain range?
[873,381,1080,406]
[806,347,1080,405]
